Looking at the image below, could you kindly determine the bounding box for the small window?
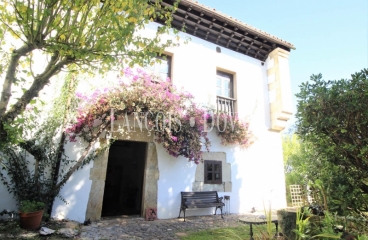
[204,160,222,184]
[144,55,172,81]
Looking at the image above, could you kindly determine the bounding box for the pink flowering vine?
[66,68,254,163]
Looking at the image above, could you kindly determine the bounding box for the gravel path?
[79,213,260,240]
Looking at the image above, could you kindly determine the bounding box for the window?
[216,71,236,115]
[216,71,233,98]
[204,160,222,184]
[144,55,172,81]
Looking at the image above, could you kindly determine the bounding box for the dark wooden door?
[101,141,147,217]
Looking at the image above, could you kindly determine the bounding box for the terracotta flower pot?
[19,210,43,230]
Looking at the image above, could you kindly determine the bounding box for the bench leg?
[214,207,224,219]
[178,208,182,218]
[183,209,186,222]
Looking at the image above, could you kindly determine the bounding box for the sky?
[198,0,368,127]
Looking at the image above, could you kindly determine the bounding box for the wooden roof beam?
[172,8,273,50]
[160,0,293,51]
[170,14,270,57]
[176,15,270,55]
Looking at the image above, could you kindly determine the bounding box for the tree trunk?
[48,77,75,216]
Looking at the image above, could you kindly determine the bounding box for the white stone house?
[0,0,294,222]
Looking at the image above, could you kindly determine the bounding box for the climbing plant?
[0,0,180,143]
[66,68,255,163]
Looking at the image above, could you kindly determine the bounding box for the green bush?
[19,200,44,213]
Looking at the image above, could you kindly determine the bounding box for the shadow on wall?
[52,159,93,223]
[0,181,17,219]
[157,149,200,219]
[51,138,99,222]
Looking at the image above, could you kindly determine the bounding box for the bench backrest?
[181,191,221,205]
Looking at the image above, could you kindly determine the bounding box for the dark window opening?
[204,160,222,184]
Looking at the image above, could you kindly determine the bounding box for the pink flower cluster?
[66,68,254,163]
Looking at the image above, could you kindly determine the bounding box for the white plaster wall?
[146,22,288,219]
[156,129,286,219]
[51,141,94,222]
[0,182,17,219]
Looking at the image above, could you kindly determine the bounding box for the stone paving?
[79,213,263,240]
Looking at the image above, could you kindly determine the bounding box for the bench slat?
[179,191,224,221]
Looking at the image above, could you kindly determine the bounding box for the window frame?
[216,70,236,116]
[144,54,172,81]
[204,160,222,184]
[216,70,234,99]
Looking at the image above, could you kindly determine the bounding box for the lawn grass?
[179,224,276,240]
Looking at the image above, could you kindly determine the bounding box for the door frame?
[85,131,159,221]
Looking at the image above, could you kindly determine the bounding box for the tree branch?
[2,54,73,123]
[54,122,109,191]
[0,44,36,117]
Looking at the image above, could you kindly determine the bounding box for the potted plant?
[18,200,45,230]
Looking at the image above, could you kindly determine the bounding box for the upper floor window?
[204,160,222,184]
[144,55,172,81]
[216,71,236,115]
[216,71,233,98]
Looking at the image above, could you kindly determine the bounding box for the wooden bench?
[178,191,225,222]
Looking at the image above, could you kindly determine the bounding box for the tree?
[0,0,180,213]
[0,0,179,141]
[282,133,319,205]
[296,69,368,215]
